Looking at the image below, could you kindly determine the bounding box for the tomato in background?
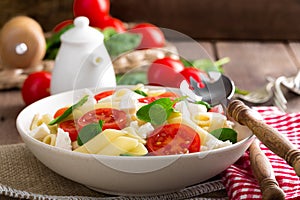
[53,19,73,33]
[21,71,51,105]
[93,16,125,32]
[175,67,206,88]
[77,108,127,130]
[146,123,201,155]
[73,0,110,26]
[147,57,184,87]
[129,23,165,49]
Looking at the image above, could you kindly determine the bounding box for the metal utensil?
[235,80,274,104]
[189,71,235,107]
[281,71,300,95]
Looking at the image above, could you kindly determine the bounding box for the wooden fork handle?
[249,139,285,200]
[228,100,300,176]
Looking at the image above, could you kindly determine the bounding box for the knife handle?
[228,100,300,177]
[249,139,285,200]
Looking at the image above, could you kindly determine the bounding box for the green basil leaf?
[137,98,174,126]
[134,89,148,97]
[77,120,104,146]
[48,95,89,125]
[195,100,212,110]
[104,33,142,58]
[210,128,238,144]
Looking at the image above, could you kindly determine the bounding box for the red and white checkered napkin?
[222,106,300,199]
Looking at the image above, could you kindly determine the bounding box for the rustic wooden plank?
[216,42,298,90]
[111,0,300,40]
[288,42,300,67]
[217,42,299,113]
[0,90,24,144]
[172,41,215,60]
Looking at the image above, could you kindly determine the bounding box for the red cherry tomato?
[175,67,206,88]
[93,16,125,32]
[73,0,110,26]
[147,57,185,87]
[53,20,73,33]
[77,108,127,130]
[53,107,69,119]
[21,71,51,105]
[138,92,179,104]
[146,123,201,155]
[129,23,165,49]
[59,120,78,141]
[94,90,114,101]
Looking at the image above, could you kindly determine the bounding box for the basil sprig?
[48,95,89,125]
[77,120,104,146]
[137,97,186,126]
[210,128,237,144]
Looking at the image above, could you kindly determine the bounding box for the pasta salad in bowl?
[17,84,254,195]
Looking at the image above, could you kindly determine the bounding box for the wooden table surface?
[0,40,300,199]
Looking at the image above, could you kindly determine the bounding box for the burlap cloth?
[0,143,228,200]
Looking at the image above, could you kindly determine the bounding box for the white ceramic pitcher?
[50,16,116,94]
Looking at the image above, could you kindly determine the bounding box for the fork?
[235,79,274,105]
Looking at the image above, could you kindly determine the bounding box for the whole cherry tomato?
[146,123,201,155]
[52,19,73,33]
[129,23,165,49]
[147,57,185,87]
[93,16,125,32]
[175,67,206,88]
[77,108,127,130]
[73,0,110,26]
[21,71,51,105]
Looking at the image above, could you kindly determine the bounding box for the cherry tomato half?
[129,23,165,49]
[94,90,114,101]
[77,108,127,130]
[59,120,78,141]
[53,107,69,119]
[21,71,51,105]
[146,123,201,155]
[73,0,110,26]
[138,92,178,104]
[147,57,185,87]
[92,16,125,33]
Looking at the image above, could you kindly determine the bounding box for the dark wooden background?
[2,0,300,40]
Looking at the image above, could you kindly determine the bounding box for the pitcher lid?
[61,16,103,44]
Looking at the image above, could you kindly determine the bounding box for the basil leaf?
[77,120,104,146]
[137,98,174,126]
[134,89,147,97]
[104,33,142,58]
[48,95,89,125]
[210,128,238,144]
[195,100,212,110]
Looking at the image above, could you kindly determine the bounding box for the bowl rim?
[16,85,254,161]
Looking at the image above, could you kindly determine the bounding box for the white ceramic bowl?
[16,86,254,195]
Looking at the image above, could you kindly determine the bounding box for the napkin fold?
[222,106,300,199]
